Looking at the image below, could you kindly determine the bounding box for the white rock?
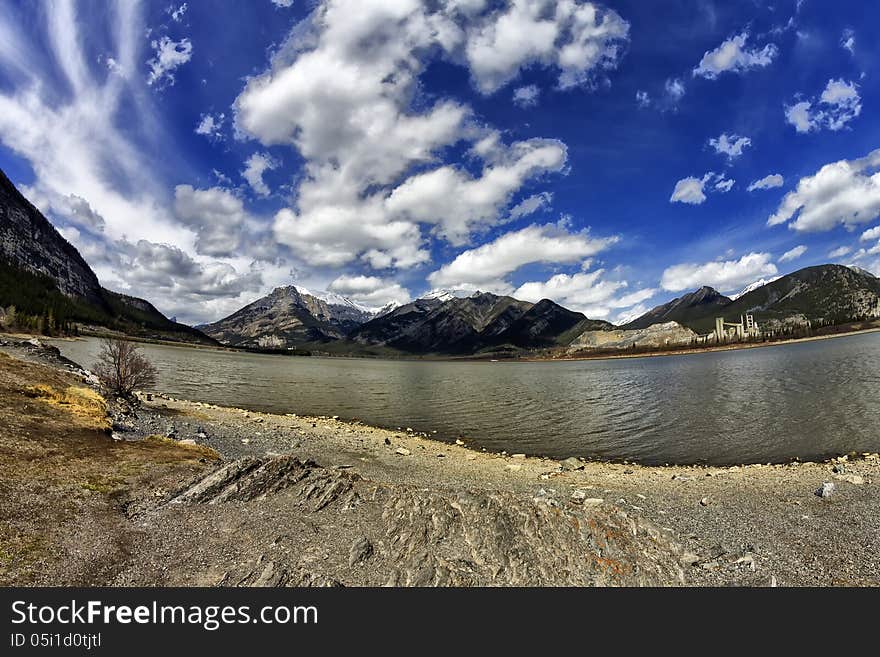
[815,482,835,498]
[395,447,411,456]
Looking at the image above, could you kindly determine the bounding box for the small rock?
[700,497,711,506]
[506,463,522,472]
[512,453,526,459]
[348,537,374,567]
[179,439,197,446]
[815,482,835,498]
[560,457,584,471]
[395,447,411,456]
[384,437,391,445]
[570,489,588,503]
[241,438,250,445]
[679,552,700,567]
[436,453,445,458]
[834,473,864,485]
[455,439,465,446]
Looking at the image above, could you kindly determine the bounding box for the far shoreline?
[37,321,880,365]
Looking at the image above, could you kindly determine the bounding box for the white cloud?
[635,90,650,107]
[514,270,656,319]
[661,253,779,293]
[714,176,734,193]
[779,245,807,262]
[195,112,224,139]
[512,84,540,108]
[241,152,279,197]
[173,185,250,257]
[768,148,880,231]
[168,3,188,22]
[841,28,855,54]
[670,173,715,204]
[327,274,410,309]
[708,133,751,161]
[146,36,192,87]
[693,32,778,79]
[748,174,784,191]
[785,79,862,133]
[861,226,880,242]
[235,1,630,271]
[665,77,685,101]
[828,246,851,259]
[271,0,294,7]
[385,138,567,245]
[427,222,618,291]
[463,1,630,93]
[507,192,552,221]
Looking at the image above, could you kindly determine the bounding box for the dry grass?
[0,351,218,585]
[144,434,221,461]
[24,384,110,431]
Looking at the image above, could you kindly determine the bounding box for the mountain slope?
[0,169,216,344]
[623,265,880,334]
[0,169,104,306]
[622,286,732,330]
[350,292,605,354]
[716,265,880,330]
[200,285,373,348]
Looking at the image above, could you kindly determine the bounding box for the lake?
[51,332,880,465]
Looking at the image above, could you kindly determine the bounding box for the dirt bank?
[1,341,877,586]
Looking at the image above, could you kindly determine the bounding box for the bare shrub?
[92,337,158,397]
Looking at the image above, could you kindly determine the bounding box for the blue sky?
[1,0,879,325]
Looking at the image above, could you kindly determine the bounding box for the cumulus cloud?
[241,152,279,197]
[512,84,540,108]
[748,174,784,191]
[328,274,411,308]
[195,112,224,139]
[271,0,294,7]
[768,148,880,231]
[661,253,779,293]
[671,172,733,204]
[514,270,656,319]
[146,36,193,87]
[779,245,807,262]
[235,1,629,271]
[173,185,249,257]
[785,79,862,133]
[463,1,630,93]
[709,133,751,161]
[693,32,778,79]
[427,222,618,292]
[635,90,650,107]
[828,245,851,259]
[861,226,880,242]
[386,138,567,245]
[670,175,709,205]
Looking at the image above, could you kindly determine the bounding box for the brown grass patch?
[143,434,221,461]
[23,384,110,431]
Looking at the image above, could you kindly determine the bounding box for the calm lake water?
[52,332,880,465]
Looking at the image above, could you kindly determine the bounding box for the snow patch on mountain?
[730,277,780,300]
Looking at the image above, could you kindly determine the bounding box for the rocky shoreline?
[2,339,878,587]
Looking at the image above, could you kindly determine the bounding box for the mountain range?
[2,168,879,355]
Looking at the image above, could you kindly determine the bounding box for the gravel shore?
[2,339,878,587]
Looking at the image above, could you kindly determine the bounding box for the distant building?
[713,314,760,342]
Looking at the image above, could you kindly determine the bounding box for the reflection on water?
[52,332,880,465]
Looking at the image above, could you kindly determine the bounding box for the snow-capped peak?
[294,285,374,314]
[730,277,780,300]
[421,288,479,302]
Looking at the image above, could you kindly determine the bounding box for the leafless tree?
[92,337,158,397]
